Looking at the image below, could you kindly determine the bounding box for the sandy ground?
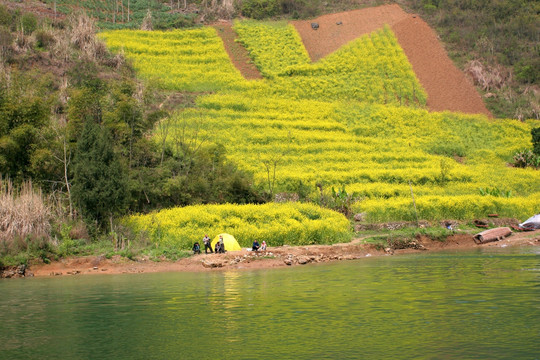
[23,229,540,278]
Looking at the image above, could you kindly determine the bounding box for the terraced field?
[101,14,539,247]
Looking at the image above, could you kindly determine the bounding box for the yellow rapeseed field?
[102,22,539,238]
[124,203,351,248]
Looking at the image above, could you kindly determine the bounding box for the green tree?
[72,120,129,229]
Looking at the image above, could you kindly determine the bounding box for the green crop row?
[43,0,187,30]
[99,27,248,91]
[234,23,427,106]
[101,23,539,224]
[157,93,539,219]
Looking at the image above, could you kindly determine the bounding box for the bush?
[239,0,281,19]
[35,30,55,49]
[0,26,12,60]
[513,149,540,169]
[0,179,52,252]
[532,127,540,156]
[514,57,539,85]
[0,5,12,29]
[21,13,38,35]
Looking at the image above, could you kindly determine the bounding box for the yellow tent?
[211,233,242,252]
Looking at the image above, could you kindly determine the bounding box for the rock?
[2,270,16,278]
[202,260,224,268]
[16,264,26,276]
[311,22,319,30]
[353,213,365,222]
[336,21,343,25]
[284,259,293,266]
[297,256,310,264]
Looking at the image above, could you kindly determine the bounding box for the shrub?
[21,13,38,35]
[35,30,55,49]
[0,25,12,60]
[0,5,12,29]
[0,178,52,253]
[532,127,540,156]
[239,0,281,19]
[513,149,539,169]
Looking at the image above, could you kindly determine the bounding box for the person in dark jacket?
[202,234,213,254]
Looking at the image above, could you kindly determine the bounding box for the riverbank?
[4,229,537,278]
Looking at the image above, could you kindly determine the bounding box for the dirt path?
[291,4,491,116]
[19,229,540,278]
[213,22,262,80]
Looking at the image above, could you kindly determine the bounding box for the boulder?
[353,213,365,222]
[202,259,224,268]
[297,256,310,264]
[311,22,319,30]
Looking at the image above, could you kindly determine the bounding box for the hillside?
[3,0,537,118]
[0,2,538,265]
[100,11,540,241]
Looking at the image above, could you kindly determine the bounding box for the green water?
[1,247,539,359]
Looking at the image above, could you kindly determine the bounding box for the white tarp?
[519,213,540,229]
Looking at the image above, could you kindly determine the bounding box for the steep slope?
[392,16,491,116]
[292,4,491,116]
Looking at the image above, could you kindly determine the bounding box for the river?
[1,247,539,359]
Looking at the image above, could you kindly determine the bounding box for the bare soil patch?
[291,4,409,62]
[213,21,262,80]
[18,229,539,278]
[292,4,491,116]
[391,16,491,116]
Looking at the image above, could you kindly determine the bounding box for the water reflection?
[0,248,539,359]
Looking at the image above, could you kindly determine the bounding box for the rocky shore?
[2,230,539,279]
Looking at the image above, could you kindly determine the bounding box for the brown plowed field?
[292,5,491,116]
[291,4,409,62]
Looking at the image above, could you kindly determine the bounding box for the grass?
[358,226,459,247]
[0,237,192,268]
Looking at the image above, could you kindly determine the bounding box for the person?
[214,241,221,254]
[192,242,201,254]
[260,241,267,251]
[219,235,226,253]
[252,240,260,252]
[202,234,213,254]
